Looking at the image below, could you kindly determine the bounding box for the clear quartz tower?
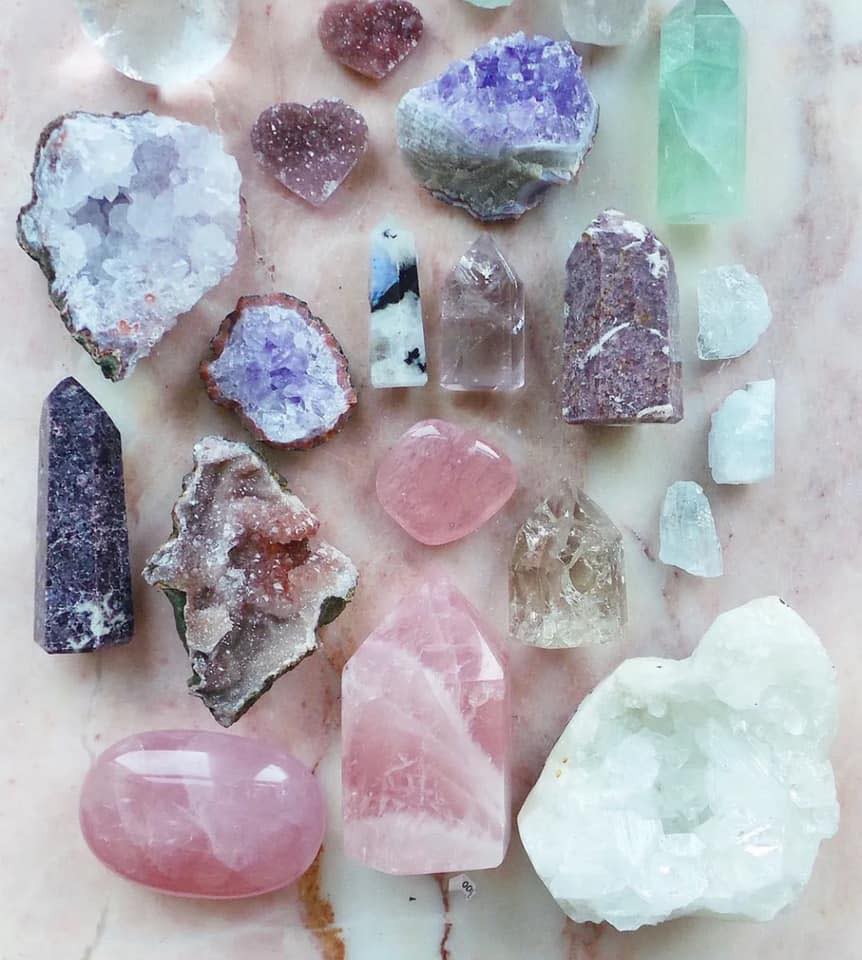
[440,235,525,392]
[658,0,747,223]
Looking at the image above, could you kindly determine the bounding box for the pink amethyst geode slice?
[144,437,358,727]
[318,0,424,80]
[201,293,357,451]
[342,580,511,874]
[376,419,517,545]
[80,730,325,899]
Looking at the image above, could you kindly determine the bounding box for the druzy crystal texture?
[440,234,525,392]
[144,437,358,727]
[658,0,747,223]
[201,294,356,451]
[511,482,626,649]
[318,0,423,80]
[519,597,839,931]
[36,378,133,654]
[562,0,649,45]
[659,481,722,578]
[376,420,517,546]
[709,380,776,485]
[81,731,325,899]
[76,0,239,86]
[18,112,241,380]
[698,265,772,360]
[369,218,427,388]
[251,100,368,206]
[562,210,682,424]
[396,33,599,221]
[342,580,511,875]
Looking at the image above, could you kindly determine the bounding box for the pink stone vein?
[342,580,511,875]
[375,419,517,545]
[80,730,326,900]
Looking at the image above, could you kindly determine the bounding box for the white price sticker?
[449,874,478,901]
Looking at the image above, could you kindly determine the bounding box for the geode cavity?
[143,437,358,727]
[396,33,599,221]
[18,111,241,380]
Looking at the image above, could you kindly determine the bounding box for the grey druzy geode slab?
[35,378,134,653]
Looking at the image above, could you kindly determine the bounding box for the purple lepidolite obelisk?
[35,378,133,653]
[562,209,683,424]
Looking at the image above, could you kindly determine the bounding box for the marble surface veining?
[0,1,860,958]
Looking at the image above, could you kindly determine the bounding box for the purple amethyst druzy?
[35,378,134,653]
[396,33,599,220]
[562,210,683,425]
[201,293,357,451]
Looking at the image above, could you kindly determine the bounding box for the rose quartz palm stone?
[342,579,511,875]
[79,730,325,899]
[376,419,517,545]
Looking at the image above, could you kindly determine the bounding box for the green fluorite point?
[658,0,747,224]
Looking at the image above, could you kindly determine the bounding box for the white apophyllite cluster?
[18,112,241,380]
[710,379,776,484]
[519,597,839,932]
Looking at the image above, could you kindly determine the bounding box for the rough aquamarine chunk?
[519,597,839,930]
[659,481,722,577]
[464,0,513,6]
[396,33,599,221]
[562,210,683,424]
[561,0,648,45]
[698,265,771,359]
[440,234,525,392]
[369,218,428,388]
[709,380,776,484]
[36,378,133,654]
[18,112,241,380]
[511,482,626,648]
[658,0,747,223]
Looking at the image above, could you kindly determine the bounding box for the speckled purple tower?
[562,210,683,425]
[35,378,133,653]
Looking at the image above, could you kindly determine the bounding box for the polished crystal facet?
[75,0,240,86]
[658,0,747,223]
[698,265,771,360]
[519,597,839,931]
[440,235,525,392]
[709,380,776,485]
[511,482,626,649]
[561,0,648,46]
[659,481,722,578]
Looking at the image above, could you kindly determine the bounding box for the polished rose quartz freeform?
[342,579,511,874]
[80,730,325,899]
[376,419,517,545]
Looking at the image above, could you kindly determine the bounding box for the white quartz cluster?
[710,379,776,484]
[519,597,839,931]
[18,111,241,379]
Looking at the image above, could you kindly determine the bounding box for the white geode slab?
[698,265,772,360]
[18,111,241,380]
[519,597,839,931]
[709,379,776,484]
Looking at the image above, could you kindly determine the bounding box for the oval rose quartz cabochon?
[79,730,325,899]
[376,419,517,545]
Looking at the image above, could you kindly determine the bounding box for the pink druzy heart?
[251,99,369,206]
[376,419,517,545]
[318,0,424,80]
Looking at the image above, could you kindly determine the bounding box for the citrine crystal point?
[143,437,358,727]
[36,378,133,654]
[659,480,723,578]
[342,579,511,875]
[511,482,626,649]
[440,234,525,392]
[658,0,747,223]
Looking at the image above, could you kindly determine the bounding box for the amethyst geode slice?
[396,33,599,221]
[18,112,241,380]
[562,210,683,425]
[144,437,358,727]
[201,293,357,450]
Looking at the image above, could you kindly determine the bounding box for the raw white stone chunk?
[698,265,772,360]
[561,0,649,46]
[709,380,776,484]
[518,597,839,931]
[659,481,722,578]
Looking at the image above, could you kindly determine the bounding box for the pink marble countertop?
[1,0,859,957]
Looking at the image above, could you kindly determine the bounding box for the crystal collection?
[709,379,776,485]
[519,597,838,930]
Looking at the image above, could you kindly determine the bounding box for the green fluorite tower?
[658,0,747,223]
